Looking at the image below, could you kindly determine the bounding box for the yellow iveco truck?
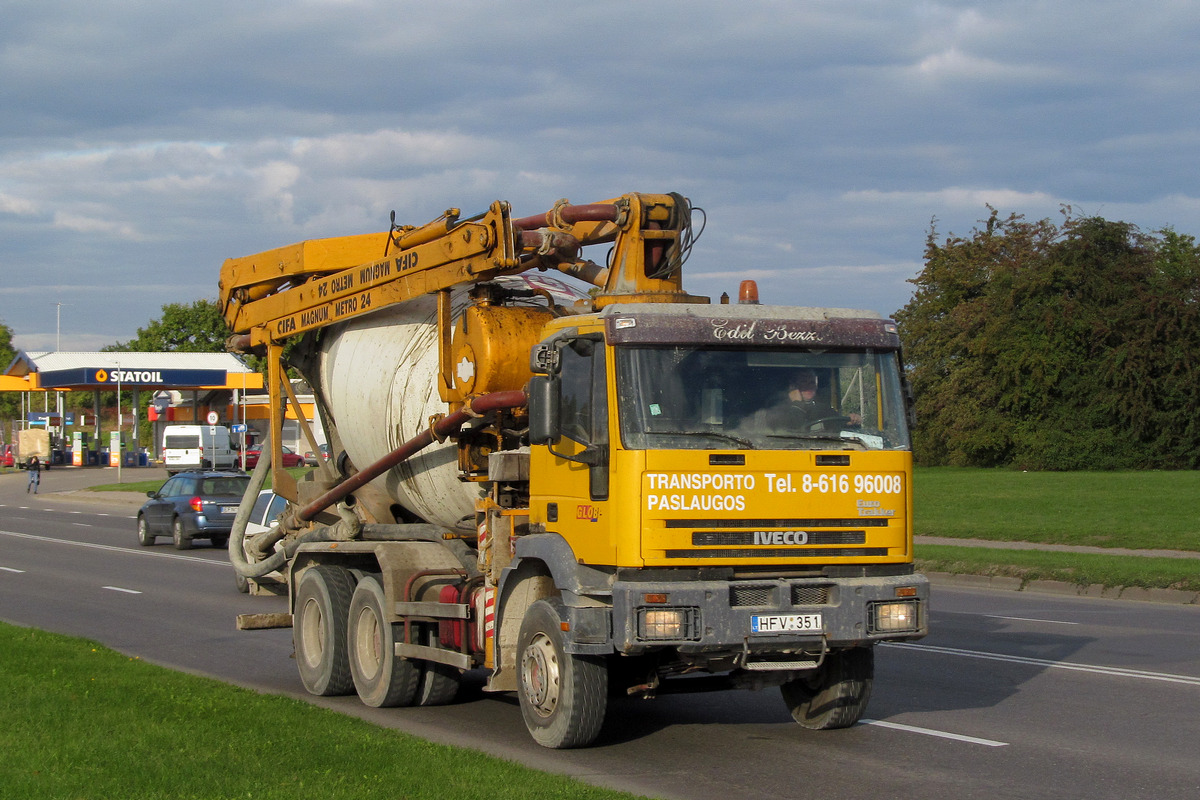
[221,191,927,748]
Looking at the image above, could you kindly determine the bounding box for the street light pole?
[116,360,122,485]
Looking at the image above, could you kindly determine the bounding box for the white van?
[162,425,238,474]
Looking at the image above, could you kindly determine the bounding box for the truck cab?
[510,303,926,736]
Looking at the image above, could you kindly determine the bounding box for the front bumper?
[603,572,928,659]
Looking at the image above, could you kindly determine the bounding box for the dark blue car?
[137,470,250,550]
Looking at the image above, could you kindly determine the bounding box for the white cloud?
[51,211,142,239]
[0,192,38,216]
[1,1,1199,346]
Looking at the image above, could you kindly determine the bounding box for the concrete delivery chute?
[219,192,928,749]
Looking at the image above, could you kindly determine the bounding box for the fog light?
[869,600,920,634]
[637,607,700,641]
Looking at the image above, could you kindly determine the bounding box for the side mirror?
[527,375,560,444]
[146,491,158,499]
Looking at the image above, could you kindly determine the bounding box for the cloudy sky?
[3,0,1199,352]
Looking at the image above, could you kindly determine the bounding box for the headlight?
[637,607,700,641]
[868,600,921,634]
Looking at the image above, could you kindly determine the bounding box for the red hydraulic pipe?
[512,203,620,231]
[297,389,528,522]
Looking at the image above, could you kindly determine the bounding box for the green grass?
[916,544,1200,592]
[914,467,1200,552]
[0,623,648,800]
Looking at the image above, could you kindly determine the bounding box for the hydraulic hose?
[230,389,527,579]
[228,438,285,580]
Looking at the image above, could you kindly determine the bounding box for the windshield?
[616,346,910,451]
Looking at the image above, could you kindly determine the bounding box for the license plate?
[220,506,239,515]
[751,614,823,633]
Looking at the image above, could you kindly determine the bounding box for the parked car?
[1,444,14,468]
[236,489,289,593]
[137,471,251,550]
[303,443,330,466]
[242,443,305,470]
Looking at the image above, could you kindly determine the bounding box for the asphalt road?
[2,467,1199,799]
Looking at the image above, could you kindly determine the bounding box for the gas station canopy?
[3,351,263,392]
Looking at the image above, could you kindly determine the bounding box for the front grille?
[664,547,888,559]
[729,584,833,607]
[666,518,889,529]
[730,584,775,606]
[792,584,832,605]
[692,531,866,546]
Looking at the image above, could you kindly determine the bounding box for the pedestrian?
[26,454,41,494]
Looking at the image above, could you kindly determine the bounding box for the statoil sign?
[94,368,165,384]
[35,367,228,388]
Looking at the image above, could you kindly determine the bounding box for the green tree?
[896,210,1200,470]
[0,319,19,422]
[105,299,231,353]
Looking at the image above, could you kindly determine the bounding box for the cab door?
[541,336,614,565]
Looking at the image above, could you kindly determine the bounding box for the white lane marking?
[0,504,136,520]
[0,530,224,566]
[984,614,1080,625]
[861,719,1008,747]
[71,522,93,528]
[103,586,142,595]
[1,566,27,573]
[885,642,1200,687]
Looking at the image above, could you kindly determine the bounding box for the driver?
[745,369,861,433]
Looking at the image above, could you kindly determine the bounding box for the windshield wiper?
[764,433,867,449]
[667,430,757,449]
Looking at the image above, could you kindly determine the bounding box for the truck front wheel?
[347,576,420,707]
[294,565,356,696]
[516,599,607,749]
[781,646,874,730]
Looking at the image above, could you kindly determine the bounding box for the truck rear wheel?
[348,576,420,707]
[294,565,356,696]
[781,646,874,730]
[517,599,607,749]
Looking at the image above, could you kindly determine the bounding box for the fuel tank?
[316,274,588,531]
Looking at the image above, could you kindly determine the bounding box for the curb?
[927,571,1199,605]
[36,489,147,512]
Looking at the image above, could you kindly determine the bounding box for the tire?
[137,515,155,547]
[294,565,357,696]
[517,599,608,749]
[414,624,461,707]
[347,576,420,707]
[172,518,192,550]
[781,647,874,730]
